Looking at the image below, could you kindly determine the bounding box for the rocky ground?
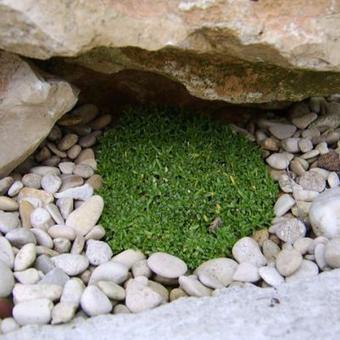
[1,97,340,335]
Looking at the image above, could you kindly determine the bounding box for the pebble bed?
[1,97,340,334]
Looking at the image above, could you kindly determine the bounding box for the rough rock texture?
[0,0,340,105]
[4,270,340,340]
[0,51,78,177]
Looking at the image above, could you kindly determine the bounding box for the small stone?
[232,262,260,282]
[317,150,340,171]
[30,207,52,229]
[13,298,53,326]
[0,237,14,268]
[86,174,103,190]
[8,180,23,197]
[73,164,94,179]
[314,243,327,271]
[281,138,300,153]
[1,318,19,333]
[328,172,339,188]
[58,162,75,175]
[259,266,284,287]
[41,174,62,193]
[232,237,267,267]
[37,245,59,257]
[147,252,187,279]
[58,134,79,151]
[80,285,112,317]
[301,149,320,160]
[294,238,314,255]
[252,228,269,247]
[30,166,60,177]
[35,255,55,274]
[292,185,319,202]
[45,203,64,225]
[19,200,34,228]
[170,288,188,302]
[59,174,84,192]
[90,114,112,130]
[276,249,303,276]
[56,197,73,219]
[0,177,14,195]
[18,187,53,205]
[309,187,340,237]
[39,268,69,287]
[14,268,41,285]
[278,174,295,193]
[299,171,326,192]
[66,195,103,235]
[285,260,319,283]
[35,146,52,163]
[132,259,152,278]
[89,261,129,285]
[298,138,313,153]
[0,260,15,298]
[13,283,62,303]
[61,278,85,307]
[51,254,89,276]
[110,249,145,270]
[0,211,19,234]
[113,304,131,314]
[67,145,82,160]
[14,243,36,271]
[262,239,280,263]
[48,126,62,141]
[71,234,85,255]
[268,123,296,140]
[55,183,93,201]
[324,238,340,268]
[51,302,76,324]
[302,128,320,140]
[6,228,36,248]
[43,156,61,167]
[71,104,98,124]
[274,194,295,217]
[315,142,329,155]
[273,218,306,244]
[179,275,212,297]
[0,196,18,211]
[46,142,67,158]
[75,148,95,165]
[48,225,76,240]
[85,225,105,240]
[196,258,238,287]
[290,158,307,176]
[22,173,41,189]
[85,240,113,266]
[266,153,293,170]
[97,281,126,301]
[79,132,97,148]
[291,112,318,129]
[125,277,163,313]
[261,137,280,151]
[31,228,53,248]
[148,280,169,303]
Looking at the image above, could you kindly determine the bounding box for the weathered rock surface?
[0,51,78,176]
[0,0,340,109]
[4,270,340,340]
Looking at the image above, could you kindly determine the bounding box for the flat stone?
[46,142,67,158]
[89,261,129,285]
[232,262,260,283]
[67,145,82,160]
[14,243,36,271]
[292,112,318,129]
[85,225,105,240]
[0,196,18,211]
[48,225,76,240]
[259,266,284,287]
[125,277,162,313]
[13,283,62,303]
[266,153,293,170]
[56,197,73,219]
[73,164,94,179]
[6,228,36,248]
[268,123,296,140]
[86,240,113,266]
[19,200,34,228]
[299,171,326,192]
[0,260,14,298]
[31,228,53,248]
[8,180,23,197]
[232,237,267,267]
[96,281,126,301]
[0,211,19,233]
[80,285,112,317]
[309,187,340,237]
[273,218,306,244]
[41,174,62,193]
[75,148,95,164]
[196,258,238,288]
[66,195,104,235]
[280,138,300,153]
[51,254,89,276]
[51,302,77,325]
[30,166,60,177]
[86,175,103,190]
[147,252,187,279]
[274,194,295,217]
[57,134,79,151]
[285,260,319,283]
[0,177,14,195]
[14,268,41,285]
[18,187,53,205]
[55,183,93,201]
[276,249,303,277]
[13,298,53,326]
[112,249,145,269]
[179,275,212,297]
[39,268,69,287]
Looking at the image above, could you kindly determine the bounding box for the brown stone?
[317,150,340,172]
[86,175,103,190]
[0,298,14,318]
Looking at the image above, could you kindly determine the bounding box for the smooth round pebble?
[259,266,284,287]
[324,238,340,268]
[285,260,319,283]
[0,260,15,298]
[80,286,112,316]
[86,240,113,266]
[232,262,260,282]
[232,237,267,267]
[276,249,303,276]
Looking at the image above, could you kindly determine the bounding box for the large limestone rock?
[0,0,340,104]
[0,51,78,177]
[4,269,340,340]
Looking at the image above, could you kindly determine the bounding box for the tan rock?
[19,200,34,228]
[18,188,54,205]
[0,51,78,176]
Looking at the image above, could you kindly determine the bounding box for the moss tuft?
[96,107,278,268]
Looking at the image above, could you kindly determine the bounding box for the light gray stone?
[41,174,62,193]
[51,302,77,325]
[268,123,296,140]
[0,211,19,234]
[299,171,326,192]
[112,249,146,269]
[14,268,41,285]
[232,262,260,283]
[273,218,306,244]
[51,254,89,276]
[96,281,126,301]
[276,249,303,277]
[266,153,293,170]
[285,260,319,283]
[80,286,112,317]
[324,238,340,268]
[55,183,93,201]
[232,237,267,267]
[6,228,36,248]
[86,240,113,266]
[8,180,23,197]
[13,283,62,303]
[0,236,14,268]
[179,275,212,297]
[61,278,85,307]
[259,266,284,287]
[89,261,129,285]
[0,259,14,297]
[39,267,69,287]
[274,194,295,217]
[1,318,20,334]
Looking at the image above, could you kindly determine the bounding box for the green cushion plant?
[96,107,278,269]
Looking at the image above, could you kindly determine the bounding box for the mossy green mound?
[97,107,278,268]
